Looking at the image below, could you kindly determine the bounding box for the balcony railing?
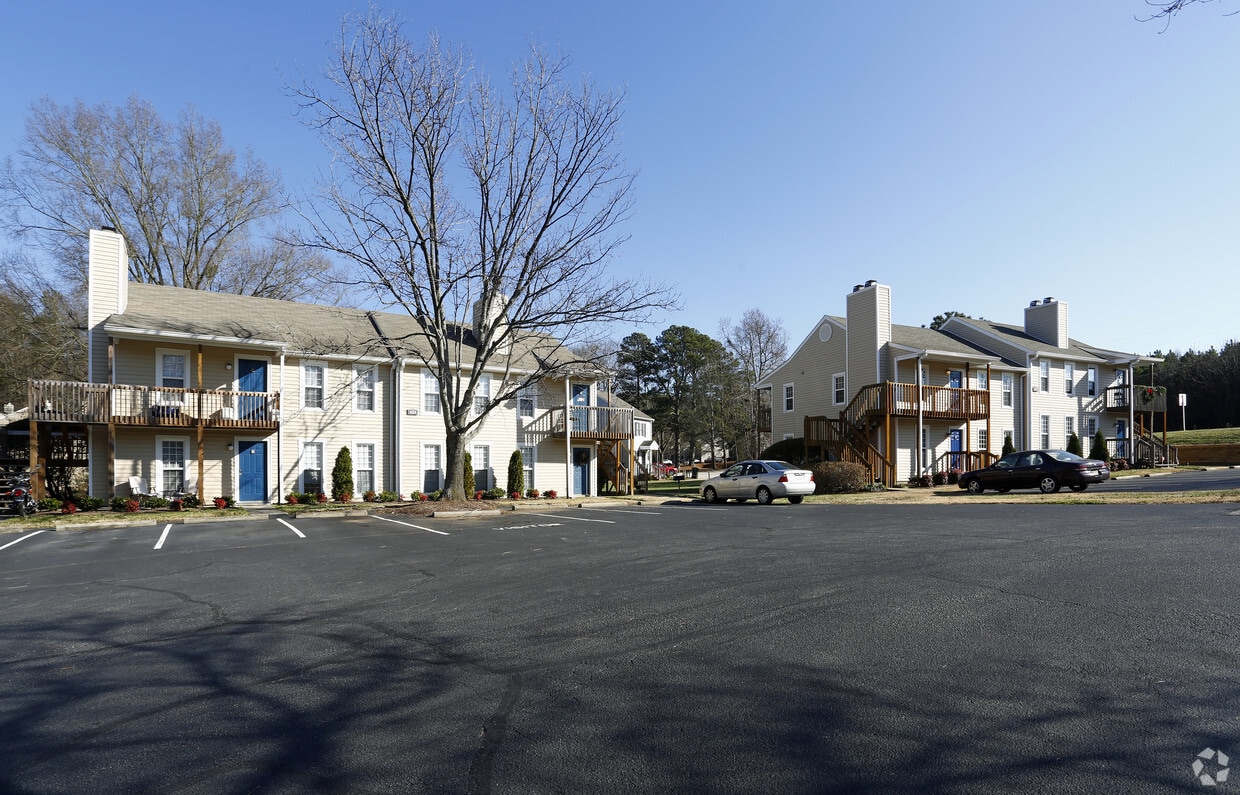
[847,383,990,422]
[1105,385,1166,413]
[29,380,280,430]
[524,405,633,441]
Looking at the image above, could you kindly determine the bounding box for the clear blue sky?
[2,1,1237,358]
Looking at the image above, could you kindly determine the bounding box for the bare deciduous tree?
[291,10,673,499]
[1139,0,1236,28]
[0,95,332,299]
[721,309,787,458]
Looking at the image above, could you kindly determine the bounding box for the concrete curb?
[177,514,258,525]
[51,519,159,531]
[431,509,505,519]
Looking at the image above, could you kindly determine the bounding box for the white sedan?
[700,460,815,505]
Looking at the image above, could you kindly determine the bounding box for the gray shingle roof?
[952,318,1108,362]
[105,282,579,372]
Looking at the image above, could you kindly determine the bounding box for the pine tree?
[507,450,525,497]
[1089,431,1109,461]
[463,451,475,496]
[1001,435,1016,457]
[1066,432,1082,457]
[332,446,353,501]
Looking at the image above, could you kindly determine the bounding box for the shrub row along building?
[759,280,1171,485]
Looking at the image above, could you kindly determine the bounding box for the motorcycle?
[7,470,35,517]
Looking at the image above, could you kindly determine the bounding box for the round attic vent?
[818,323,833,342]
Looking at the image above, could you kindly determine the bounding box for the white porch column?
[565,377,572,498]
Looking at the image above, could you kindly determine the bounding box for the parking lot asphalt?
[2,501,1238,793]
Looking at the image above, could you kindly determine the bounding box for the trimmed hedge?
[811,461,868,494]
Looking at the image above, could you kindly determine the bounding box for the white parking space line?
[582,508,662,515]
[154,524,172,550]
[523,512,615,524]
[276,517,306,538]
[666,505,727,512]
[373,515,450,536]
[0,530,46,551]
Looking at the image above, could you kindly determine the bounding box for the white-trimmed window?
[423,370,441,414]
[422,443,442,493]
[1064,363,1075,395]
[473,375,491,415]
[832,373,845,405]
[978,428,988,452]
[1039,361,1050,392]
[634,420,649,438]
[303,361,325,410]
[300,441,324,495]
[1086,415,1098,438]
[156,349,188,389]
[783,383,794,412]
[1065,416,1075,441]
[354,365,377,412]
[977,371,988,391]
[472,444,491,491]
[1040,415,1051,449]
[520,445,535,491]
[518,386,536,419]
[1087,367,1098,397]
[354,442,375,495]
[156,435,188,497]
[1002,374,1013,407]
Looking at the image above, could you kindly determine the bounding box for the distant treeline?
[1138,340,1240,431]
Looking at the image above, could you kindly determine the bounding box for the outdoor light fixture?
[226,443,234,451]
[225,363,233,370]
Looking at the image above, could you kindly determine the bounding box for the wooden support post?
[28,419,41,500]
[107,423,116,498]
[884,413,892,487]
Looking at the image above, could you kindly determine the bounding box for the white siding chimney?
[845,280,892,385]
[472,294,510,355]
[88,228,128,383]
[1023,297,1069,349]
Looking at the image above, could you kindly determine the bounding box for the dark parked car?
[957,449,1110,494]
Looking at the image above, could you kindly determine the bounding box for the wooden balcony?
[29,380,280,430]
[525,405,633,441]
[849,382,990,422]
[1104,385,1166,413]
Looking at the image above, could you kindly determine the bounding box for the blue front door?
[238,440,267,502]
[573,447,591,496]
[237,359,267,419]
[949,429,963,470]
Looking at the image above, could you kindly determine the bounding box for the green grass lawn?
[1165,427,1240,445]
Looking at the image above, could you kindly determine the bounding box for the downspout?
[1026,355,1037,450]
[392,359,402,495]
[565,376,572,499]
[1127,363,1135,464]
[916,355,924,476]
[1019,373,1028,450]
[277,348,285,505]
